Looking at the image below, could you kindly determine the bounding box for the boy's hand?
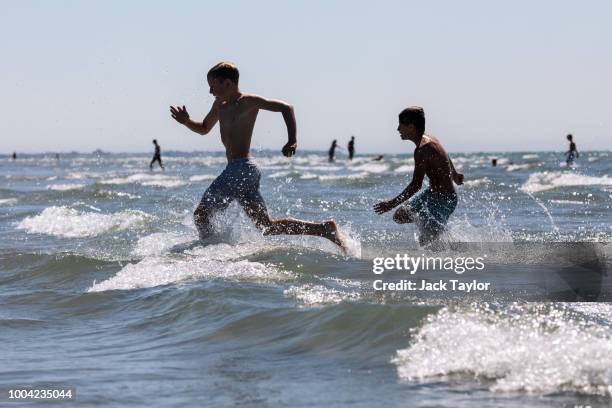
[453,171,464,185]
[170,105,190,124]
[282,142,297,157]
[374,200,395,214]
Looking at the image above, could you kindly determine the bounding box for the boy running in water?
[170,62,345,249]
[374,107,463,246]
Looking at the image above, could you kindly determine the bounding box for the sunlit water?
[1,150,611,407]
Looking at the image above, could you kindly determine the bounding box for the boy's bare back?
[415,135,457,195]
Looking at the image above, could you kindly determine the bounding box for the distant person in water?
[566,134,579,166]
[170,61,345,249]
[348,136,355,160]
[374,107,464,246]
[491,158,497,167]
[12,152,16,160]
[328,139,338,162]
[373,155,384,161]
[150,139,164,170]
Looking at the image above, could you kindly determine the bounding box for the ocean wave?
[521,171,612,193]
[47,183,86,191]
[394,165,414,173]
[319,172,369,181]
[87,253,294,292]
[100,173,186,188]
[351,163,389,173]
[188,174,216,182]
[0,198,18,205]
[463,177,491,187]
[393,304,612,397]
[17,206,151,238]
[284,284,360,305]
[506,163,536,172]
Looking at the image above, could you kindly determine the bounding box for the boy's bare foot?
[323,220,347,252]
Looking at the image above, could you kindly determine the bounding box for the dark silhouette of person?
[566,134,579,166]
[373,155,384,161]
[150,139,164,170]
[348,136,355,160]
[328,139,338,162]
[492,158,497,167]
[12,152,17,160]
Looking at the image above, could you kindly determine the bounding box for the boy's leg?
[393,206,416,224]
[239,192,345,248]
[418,193,458,246]
[194,174,233,240]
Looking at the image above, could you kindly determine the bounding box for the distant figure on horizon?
[150,139,164,170]
[491,158,497,167]
[348,136,355,160]
[12,152,16,160]
[374,107,463,246]
[565,134,579,166]
[169,61,345,249]
[373,155,384,161]
[328,139,338,162]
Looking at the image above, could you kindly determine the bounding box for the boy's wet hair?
[567,134,573,141]
[399,106,426,133]
[208,61,239,85]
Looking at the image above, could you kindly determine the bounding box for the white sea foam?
[393,305,612,396]
[87,252,293,292]
[522,154,539,160]
[18,206,151,238]
[549,199,585,205]
[394,165,415,173]
[47,183,85,191]
[351,163,389,173]
[506,163,535,172]
[132,232,196,257]
[444,215,513,242]
[189,174,216,182]
[319,172,368,181]
[463,177,491,187]
[0,198,18,205]
[521,171,612,193]
[284,284,360,305]
[100,173,186,188]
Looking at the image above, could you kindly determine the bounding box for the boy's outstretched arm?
[170,100,219,135]
[248,95,297,157]
[374,151,426,214]
[449,157,464,185]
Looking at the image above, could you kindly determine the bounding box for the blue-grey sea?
[1,149,611,407]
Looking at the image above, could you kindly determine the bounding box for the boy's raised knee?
[393,207,414,224]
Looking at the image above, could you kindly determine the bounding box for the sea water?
[1,150,611,407]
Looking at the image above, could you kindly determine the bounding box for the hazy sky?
[1,1,611,153]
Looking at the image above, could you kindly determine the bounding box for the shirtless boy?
[373,107,464,246]
[170,61,344,248]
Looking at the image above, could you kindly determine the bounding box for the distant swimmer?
[150,139,164,170]
[491,158,497,167]
[348,136,355,160]
[373,107,464,246]
[328,139,338,162]
[170,61,345,249]
[373,155,384,161]
[12,152,16,160]
[565,134,579,166]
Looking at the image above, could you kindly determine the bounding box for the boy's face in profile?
[398,121,418,140]
[207,76,233,100]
